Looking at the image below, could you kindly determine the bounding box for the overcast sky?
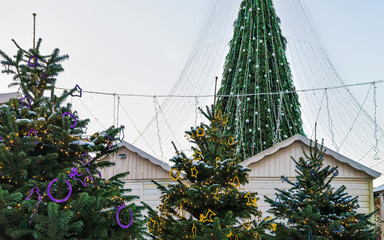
[0,0,383,182]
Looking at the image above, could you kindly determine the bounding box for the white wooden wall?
[98,146,172,213]
[123,180,171,212]
[98,148,170,180]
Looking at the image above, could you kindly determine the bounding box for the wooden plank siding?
[98,146,172,213]
[98,148,169,180]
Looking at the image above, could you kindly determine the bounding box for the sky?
[0,1,383,181]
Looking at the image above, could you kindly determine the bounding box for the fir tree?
[0,38,148,239]
[265,140,379,239]
[147,105,274,240]
[216,0,304,159]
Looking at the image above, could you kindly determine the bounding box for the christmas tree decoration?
[147,105,274,239]
[169,168,181,181]
[62,112,77,128]
[0,38,148,239]
[28,55,38,67]
[265,140,379,239]
[69,84,82,98]
[46,178,72,203]
[216,0,304,159]
[116,202,134,229]
[19,94,33,109]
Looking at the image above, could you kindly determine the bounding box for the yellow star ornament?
[193,149,202,161]
[147,217,156,233]
[191,166,198,178]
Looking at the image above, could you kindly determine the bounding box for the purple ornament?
[81,152,92,166]
[106,136,114,150]
[62,112,77,128]
[70,84,82,98]
[25,186,42,200]
[47,178,72,203]
[116,202,133,229]
[68,167,95,187]
[19,95,33,109]
[28,129,39,144]
[28,55,38,67]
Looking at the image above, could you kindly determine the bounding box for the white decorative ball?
[246,119,249,123]
[267,108,271,112]
[229,68,232,72]
[259,40,263,43]
[249,129,252,132]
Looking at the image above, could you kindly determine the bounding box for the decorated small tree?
[147,105,274,240]
[0,38,148,239]
[265,140,379,239]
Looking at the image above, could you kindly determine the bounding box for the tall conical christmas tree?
[216,0,304,159]
[0,38,148,239]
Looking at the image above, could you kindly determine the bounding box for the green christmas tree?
[264,140,379,239]
[0,38,148,239]
[147,105,274,240]
[216,0,304,159]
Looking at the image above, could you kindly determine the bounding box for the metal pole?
[33,13,36,50]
